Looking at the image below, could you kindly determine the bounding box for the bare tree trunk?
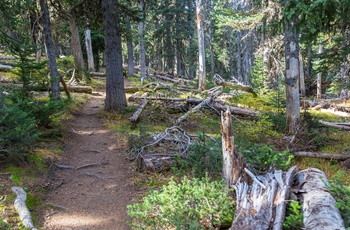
[295,168,345,230]
[139,0,146,80]
[209,0,215,77]
[126,13,135,77]
[316,44,323,100]
[307,46,312,78]
[300,51,306,97]
[188,0,195,79]
[196,0,206,91]
[40,0,60,100]
[0,81,5,109]
[69,13,85,81]
[284,16,300,133]
[102,0,126,111]
[85,27,94,71]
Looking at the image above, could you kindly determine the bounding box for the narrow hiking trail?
[41,87,134,230]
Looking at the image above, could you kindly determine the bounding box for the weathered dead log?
[0,64,13,70]
[90,71,106,77]
[175,98,213,124]
[11,187,38,230]
[137,154,175,172]
[213,101,259,117]
[60,75,70,98]
[221,108,245,186]
[294,168,345,230]
[213,74,255,94]
[301,100,350,113]
[231,166,297,230]
[319,121,350,130]
[203,86,223,98]
[128,99,149,122]
[294,151,350,160]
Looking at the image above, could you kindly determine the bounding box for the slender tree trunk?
[284,17,300,133]
[307,46,312,77]
[40,0,60,100]
[300,51,306,97]
[69,13,85,80]
[0,81,5,110]
[196,0,206,91]
[188,0,195,79]
[85,27,94,71]
[209,0,215,77]
[316,44,323,100]
[139,0,146,80]
[126,14,135,77]
[102,0,126,111]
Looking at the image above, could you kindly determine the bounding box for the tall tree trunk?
[284,16,300,133]
[40,0,60,100]
[69,13,85,81]
[196,0,206,91]
[85,27,94,71]
[300,51,306,97]
[126,13,135,77]
[102,0,126,111]
[188,0,195,79]
[316,44,323,100]
[209,0,215,77]
[139,0,146,80]
[175,0,183,77]
[0,81,5,110]
[307,46,312,77]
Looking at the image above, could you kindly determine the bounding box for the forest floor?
[40,81,134,229]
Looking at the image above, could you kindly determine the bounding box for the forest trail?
[41,82,133,230]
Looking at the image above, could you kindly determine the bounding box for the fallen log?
[128,99,149,122]
[319,121,350,130]
[89,71,105,77]
[175,98,213,124]
[301,100,350,113]
[0,64,13,70]
[294,168,345,230]
[213,74,255,94]
[213,101,259,117]
[11,187,38,230]
[294,151,350,160]
[137,154,175,172]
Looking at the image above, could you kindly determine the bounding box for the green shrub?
[283,200,303,230]
[329,172,350,227]
[173,134,222,178]
[127,176,234,229]
[238,143,294,173]
[0,104,39,162]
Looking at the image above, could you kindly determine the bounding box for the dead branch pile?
[130,126,194,172]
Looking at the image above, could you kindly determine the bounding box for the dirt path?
[41,88,133,230]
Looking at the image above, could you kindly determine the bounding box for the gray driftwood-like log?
[301,100,350,113]
[319,121,350,130]
[128,99,148,122]
[89,71,106,77]
[221,108,245,186]
[137,154,175,172]
[294,151,350,160]
[230,166,297,230]
[213,74,255,94]
[0,64,13,70]
[11,187,38,230]
[213,102,259,117]
[294,168,345,230]
[175,97,212,124]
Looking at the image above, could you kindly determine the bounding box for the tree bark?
[126,13,135,77]
[316,44,323,100]
[102,0,127,111]
[294,168,345,230]
[85,27,94,71]
[196,0,206,91]
[139,0,147,81]
[284,15,300,133]
[69,12,85,80]
[40,0,61,100]
[12,187,37,230]
[128,99,148,122]
[300,51,306,97]
[294,151,350,160]
[188,0,195,79]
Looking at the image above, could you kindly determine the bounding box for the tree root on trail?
[55,161,108,170]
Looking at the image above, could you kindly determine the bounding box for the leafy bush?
[283,200,303,230]
[127,176,234,229]
[0,104,39,162]
[329,172,350,228]
[238,143,294,173]
[174,134,222,178]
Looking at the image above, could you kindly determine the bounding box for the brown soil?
[41,84,134,230]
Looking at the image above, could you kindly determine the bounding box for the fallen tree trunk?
[294,168,345,230]
[175,98,213,124]
[213,101,259,117]
[0,64,13,70]
[213,74,255,94]
[128,99,148,122]
[301,100,350,113]
[294,151,350,160]
[319,121,350,130]
[11,187,38,230]
[90,71,105,77]
[137,154,175,172]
